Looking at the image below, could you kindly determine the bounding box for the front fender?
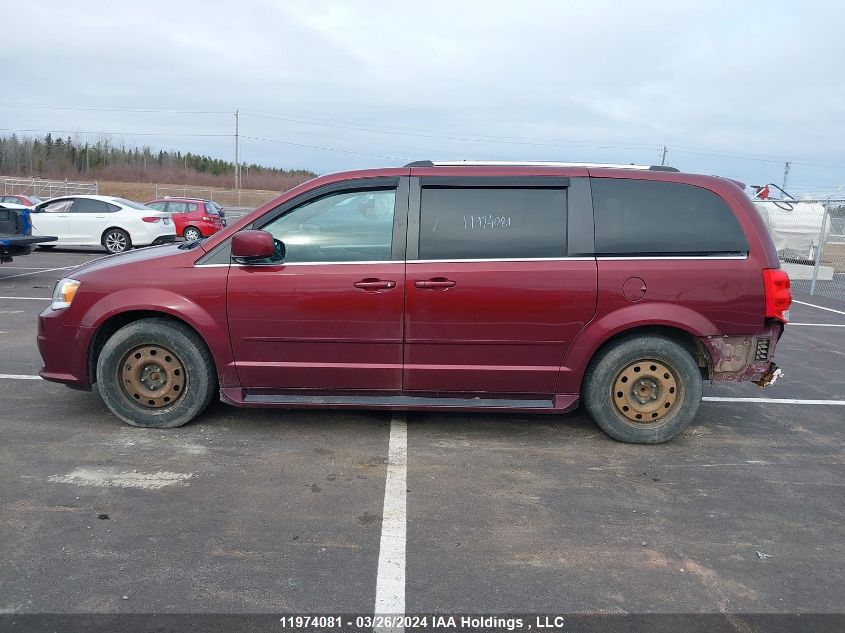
[557,302,718,394]
[80,287,237,387]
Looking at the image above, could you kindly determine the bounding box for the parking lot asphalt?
[0,248,843,617]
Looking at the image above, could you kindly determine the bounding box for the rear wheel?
[183,226,202,242]
[583,335,702,444]
[96,318,217,428]
[103,228,131,254]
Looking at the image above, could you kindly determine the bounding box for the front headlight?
[51,278,81,310]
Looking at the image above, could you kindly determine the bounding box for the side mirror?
[231,230,277,263]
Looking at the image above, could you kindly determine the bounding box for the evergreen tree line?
[0,134,317,192]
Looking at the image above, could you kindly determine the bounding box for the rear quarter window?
[591,179,749,255]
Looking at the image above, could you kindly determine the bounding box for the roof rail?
[404,160,679,172]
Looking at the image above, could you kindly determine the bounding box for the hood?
[67,243,188,279]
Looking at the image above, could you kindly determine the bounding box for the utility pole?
[660,145,668,166]
[782,161,791,191]
[234,109,240,194]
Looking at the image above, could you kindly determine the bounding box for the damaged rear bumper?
[699,325,784,386]
[753,363,782,387]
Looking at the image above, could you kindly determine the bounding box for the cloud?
[2,0,843,190]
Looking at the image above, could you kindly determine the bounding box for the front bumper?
[37,311,95,390]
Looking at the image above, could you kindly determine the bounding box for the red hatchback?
[38,162,790,443]
[0,194,44,206]
[144,197,225,241]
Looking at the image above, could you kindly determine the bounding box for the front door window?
[261,189,396,262]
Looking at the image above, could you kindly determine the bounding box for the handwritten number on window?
[462,214,512,230]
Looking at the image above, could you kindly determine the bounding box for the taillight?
[763,268,792,323]
[141,216,161,223]
[202,215,211,221]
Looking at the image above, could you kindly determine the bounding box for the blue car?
[0,203,56,262]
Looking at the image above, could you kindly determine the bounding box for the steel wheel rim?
[118,345,187,409]
[106,232,126,252]
[184,228,200,241]
[611,359,682,424]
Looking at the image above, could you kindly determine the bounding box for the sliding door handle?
[414,278,456,290]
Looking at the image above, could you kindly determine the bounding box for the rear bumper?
[150,235,177,246]
[199,222,224,237]
[754,363,782,387]
[700,322,785,384]
[1,235,57,259]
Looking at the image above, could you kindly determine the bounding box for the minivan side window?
[418,187,567,260]
[592,179,749,255]
[261,189,396,263]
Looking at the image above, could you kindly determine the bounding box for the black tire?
[37,245,56,249]
[96,318,217,428]
[102,228,131,254]
[183,226,202,242]
[582,334,702,444]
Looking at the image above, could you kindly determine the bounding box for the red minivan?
[38,162,790,443]
[144,197,225,241]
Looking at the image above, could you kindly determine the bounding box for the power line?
[2,102,844,170]
[240,109,659,152]
[0,103,229,114]
[662,147,844,170]
[0,128,233,138]
[241,110,845,170]
[241,135,412,161]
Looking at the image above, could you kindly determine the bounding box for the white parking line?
[788,323,845,327]
[0,296,51,301]
[374,414,407,629]
[704,396,845,405]
[0,374,42,380]
[0,266,74,280]
[793,300,845,316]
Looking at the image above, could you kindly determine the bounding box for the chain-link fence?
[3,177,98,198]
[752,197,845,302]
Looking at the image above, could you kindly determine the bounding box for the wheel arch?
[559,304,716,395]
[582,324,707,381]
[84,298,235,388]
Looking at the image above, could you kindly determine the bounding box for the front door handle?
[414,278,456,290]
[354,278,396,291]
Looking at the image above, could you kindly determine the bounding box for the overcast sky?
[2,0,844,193]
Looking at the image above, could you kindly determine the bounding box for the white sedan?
[30,195,176,254]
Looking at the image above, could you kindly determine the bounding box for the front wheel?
[582,335,702,444]
[103,228,131,254]
[96,318,217,428]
